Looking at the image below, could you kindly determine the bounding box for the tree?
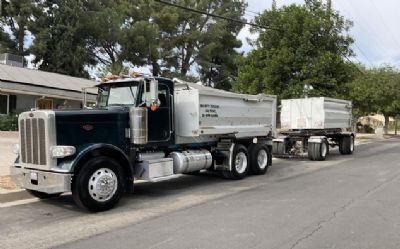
[30,0,96,77]
[0,0,41,57]
[232,0,354,99]
[151,0,246,85]
[349,66,400,133]
[84,0,156,75]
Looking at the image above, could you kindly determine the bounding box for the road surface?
[1,139,399,249]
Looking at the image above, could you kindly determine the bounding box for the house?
[0,54,97,115]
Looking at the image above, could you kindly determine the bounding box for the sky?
[239,0,400,68]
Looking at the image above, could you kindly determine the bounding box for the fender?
[57,143,133,176]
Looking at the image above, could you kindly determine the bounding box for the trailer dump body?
[274,97,354,161]
[174,79,277,144]
[280,97,352,130]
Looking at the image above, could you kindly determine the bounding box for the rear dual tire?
[222,143,271,179]
[248,144,271,175]
[308,140,328,161]
[339,136,354,155]
[222,144,249,180]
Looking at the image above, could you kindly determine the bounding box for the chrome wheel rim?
[257,149,268,169]
[350,137,354,151]
[88,168,118,202]
[235,152,248,174]
[321,142,327,157]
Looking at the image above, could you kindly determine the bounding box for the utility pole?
[327,0,332,11]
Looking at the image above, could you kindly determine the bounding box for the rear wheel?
[308,140,328,161]
[222,144,249,180]
[339,136,354,155]
[72,156,125,212]
[27,190,61,199]
[248,144,271,175]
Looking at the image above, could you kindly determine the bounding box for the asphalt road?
[1,139,399,249]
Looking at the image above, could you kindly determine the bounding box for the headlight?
[12,144,20,155]
[50,146,76,158]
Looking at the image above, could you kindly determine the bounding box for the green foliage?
[0,0,41,56]
[0,114,18,131]
[356,122,375,134]
[151,0,246,87]
[349,66,400,119]
[29,0,97,78]
[232,0,355,99]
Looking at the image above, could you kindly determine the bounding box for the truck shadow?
[40,171,233,212]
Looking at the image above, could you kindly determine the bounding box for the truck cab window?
[97,85,138,107]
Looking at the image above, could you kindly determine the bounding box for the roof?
[0,64,97,101]
[0,63,97,93]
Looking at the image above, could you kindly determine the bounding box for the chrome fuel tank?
[169,150,212,174]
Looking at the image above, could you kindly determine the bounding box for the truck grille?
[20,118,47,165]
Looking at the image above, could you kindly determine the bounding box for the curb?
[0,187,23,195]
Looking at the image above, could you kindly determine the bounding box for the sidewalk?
[0,131,18,193]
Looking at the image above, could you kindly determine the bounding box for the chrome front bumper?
[10,166,72,194]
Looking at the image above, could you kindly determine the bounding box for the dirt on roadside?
[0,176,17,190]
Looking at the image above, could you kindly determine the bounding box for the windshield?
[97,84,139,107]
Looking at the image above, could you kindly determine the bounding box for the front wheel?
[72,156,125,212]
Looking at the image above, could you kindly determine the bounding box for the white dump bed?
[280,97,352,130]
[173,79,277,144]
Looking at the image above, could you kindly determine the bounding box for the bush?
[356,122,375,134]
[0,114,18,131]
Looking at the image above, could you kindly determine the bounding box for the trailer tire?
[72,156,125,212]
[248,144,271,175]
[308,140,328,161]
[339,136,354,155]
[222,144,249,180]
[27,190,61,199]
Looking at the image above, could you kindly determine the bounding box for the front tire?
[72,156,125,212]
[222,144,249,180]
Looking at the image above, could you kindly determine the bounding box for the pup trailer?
[11,75,277,211]
[272,97,355,161]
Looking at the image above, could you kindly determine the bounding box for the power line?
[367,0,400,50]
[154,0,282,32]
[353,43,374,68]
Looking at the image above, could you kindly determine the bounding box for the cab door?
[147,83,171,142]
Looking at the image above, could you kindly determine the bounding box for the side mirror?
[144,79,159,109]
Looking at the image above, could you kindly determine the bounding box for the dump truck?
[11,75,277,211]
[272,97,354,161]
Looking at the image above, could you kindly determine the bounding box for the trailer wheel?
[339,136,354,155]
[308,140,328,161]
[248,144,271,175]
[27,190,62,199]
[72,156,125,212]
[222,144,249,180]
